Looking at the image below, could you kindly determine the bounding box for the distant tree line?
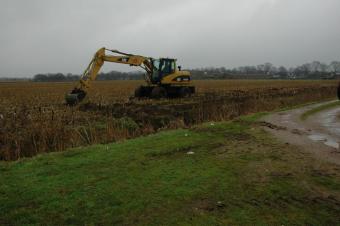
[32,73,80,82]
[191,61,340,80]
[31,61,340,82]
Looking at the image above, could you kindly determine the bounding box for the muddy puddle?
[317,107,340,136]
[308,134,339,149]
[308,106,340,149]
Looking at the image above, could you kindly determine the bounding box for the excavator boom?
[65,48,153,105]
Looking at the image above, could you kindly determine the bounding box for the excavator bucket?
[65,88,87,105]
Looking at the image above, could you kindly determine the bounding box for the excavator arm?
[65,47,153,105]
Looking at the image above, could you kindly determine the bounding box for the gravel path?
[261,101,340,165]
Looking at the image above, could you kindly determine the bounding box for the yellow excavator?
[65,48,195,105]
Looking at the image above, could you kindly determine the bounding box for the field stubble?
[0,80,337,160]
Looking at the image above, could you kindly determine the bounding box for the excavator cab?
[151,58,176,83]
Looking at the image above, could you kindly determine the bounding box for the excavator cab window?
[151,59,176,83]
[151,59,160,82]
[159,59,175,77]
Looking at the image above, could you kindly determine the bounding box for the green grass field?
[1,113,339,225]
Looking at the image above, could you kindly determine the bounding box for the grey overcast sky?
[0,0,339,77]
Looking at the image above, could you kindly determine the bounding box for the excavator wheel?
[134,86,143,98]
[179,87,191,98]
[151,87,167,99]
[134,86,153,98]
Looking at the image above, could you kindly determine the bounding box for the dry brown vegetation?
[0,80,337,160]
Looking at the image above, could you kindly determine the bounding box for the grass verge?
[1,113,340,225]
[301,100,340,121]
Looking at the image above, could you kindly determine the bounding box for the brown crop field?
[0,80,337,160]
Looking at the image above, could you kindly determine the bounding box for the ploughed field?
[0,80,337,160]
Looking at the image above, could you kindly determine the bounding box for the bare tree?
[278,66,288,78]
[257,64,265,74]
[263,63,273,75]
[330,61,340,74]
[310,61,322,73]
[300,63,311,76]
[319,63,328,73]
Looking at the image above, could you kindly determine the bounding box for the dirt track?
[261,101,340,165]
